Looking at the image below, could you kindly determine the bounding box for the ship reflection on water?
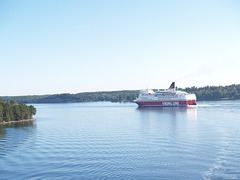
[136,106,197,121]
[135,106,198,135]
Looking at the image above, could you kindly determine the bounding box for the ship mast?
[169,82,175,90]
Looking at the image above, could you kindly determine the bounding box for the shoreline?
[21,98,240,104]
[0,118,36,125]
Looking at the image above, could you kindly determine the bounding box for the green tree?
[13,105,21,121]
[4,104,11,122]
[29,105,37,118]
[0,105,3,123]
[10,100,17,106]
[9,105,15,121]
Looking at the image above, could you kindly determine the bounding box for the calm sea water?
[1,100,240,179]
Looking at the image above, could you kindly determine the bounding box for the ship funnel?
[169,82,175,89]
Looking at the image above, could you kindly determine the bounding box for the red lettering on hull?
[135,100,197,106]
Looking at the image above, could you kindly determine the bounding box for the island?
[0,99,36,124]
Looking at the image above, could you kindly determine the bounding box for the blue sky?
[1,0,240,96]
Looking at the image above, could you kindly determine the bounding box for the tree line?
[1,84,240,103]
[0,99,37,123]
[0,91,139,103]
[180,84,240,100]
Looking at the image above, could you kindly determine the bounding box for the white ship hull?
[134,99,197,107]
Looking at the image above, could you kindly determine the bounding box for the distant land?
[1,84,240,103]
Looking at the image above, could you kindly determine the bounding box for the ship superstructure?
[134,82,197,107]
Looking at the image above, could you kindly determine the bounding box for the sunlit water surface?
[1,100,240,179]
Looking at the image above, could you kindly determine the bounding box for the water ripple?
[1,101,240,179]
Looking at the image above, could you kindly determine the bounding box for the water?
[1,100,240,179]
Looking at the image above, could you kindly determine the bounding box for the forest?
[0,99,37,123]
[180,84,240,100]
[0,90,139,103]
[1,84,240,104]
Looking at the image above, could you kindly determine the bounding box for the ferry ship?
[134,82,197,107]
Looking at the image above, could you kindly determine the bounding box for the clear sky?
[1,0,240,96]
